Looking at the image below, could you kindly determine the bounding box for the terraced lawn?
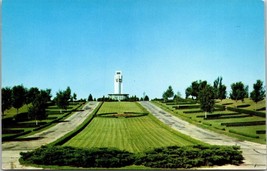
[63,102,200,152]
[153,99,266,144]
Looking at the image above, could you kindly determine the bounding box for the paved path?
[140,101,266,170]
[1,102,99,170]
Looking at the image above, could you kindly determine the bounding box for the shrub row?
[2,129,24,134]
[214,104,226,110]
[221,121,266,127]
[229,129,259,139]
[236,104,250,108]
[227,107,265,118]
[136,145,243,168]
[48,102,103,146]
[19,145,244,169]
[183,108,224,114]
[2,130,32,141]
[256,130,266,134]
[173,104,200,109]
[20,146,134,168]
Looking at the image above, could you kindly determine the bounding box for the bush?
[221,121,265,127]
[20,146,135,168]
[256,130,266,134]
[19,145,243,169]
[229,129,259,138]
[227,107,265,118]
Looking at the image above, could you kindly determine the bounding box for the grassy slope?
[63,102,201,152]
[153,98,266,144]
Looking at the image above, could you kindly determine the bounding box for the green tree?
[144,95,149,101]
[185,87,192,99]
[198,84,215,118]
[213,77,227,101]
[25,87,40,105]
[250,80,265,110]
[12,85,27,114]
[28,90,49,125]
[174,91,182,104]
[230,82,247,102]
[55,87,71,113]
[73,93,77,101]
[2,87,13,115]
[163,86,174,102]
[88,94,93,101]
[186,80,207,100]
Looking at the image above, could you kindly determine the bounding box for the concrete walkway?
[140,101,266,170]
[1,102,99,170]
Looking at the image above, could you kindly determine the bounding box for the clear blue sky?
[2,0,265,99]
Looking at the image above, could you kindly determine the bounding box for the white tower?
[114,71,123,94]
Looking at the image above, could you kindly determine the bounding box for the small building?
[109,71,129,101]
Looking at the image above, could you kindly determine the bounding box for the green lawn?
[63,102,201,152]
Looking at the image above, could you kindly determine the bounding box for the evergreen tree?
[88,94,93,101]
[2,87,13,115]
[250,80,265,110]
[12,85,27,114]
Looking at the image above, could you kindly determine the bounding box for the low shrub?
[229,129,259,138]
[256,130,266,134]
[236,104,250,108]
[19,145,243,169]
[221,121,265,127]
[135,145,243,168]
[20,146,135,168]
[227,107,265,118]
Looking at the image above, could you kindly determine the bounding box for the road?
[1,101,99,170]
[140,101,266,170]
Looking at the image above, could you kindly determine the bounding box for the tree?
[185,87,192,99]
[230,82,247,102]
[198,84,215,118]
[250,80,265,110]
[28,91,48,125]
[25,87,40,105]
[2,87,13,115]
[88,94,93,101]
[174,91,182,104]
[213,77,227,101]
[163,86,174,102]
[73,93,77,101]
[55,87,71,113]
[144,95,149,101]
[12,85,27,114]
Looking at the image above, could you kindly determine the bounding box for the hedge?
[2,130,32,141]
[174,104,200,109]
[236,104,250,108]
[229,129,259,139]
[256,130,266,134]
[19,145,244,169]
[221,121,265,127]
[226,107,265,118]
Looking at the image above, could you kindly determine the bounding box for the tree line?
[162,77,265,117]
[1,85,82,124]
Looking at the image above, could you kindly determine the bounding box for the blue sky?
[2,0,265,99]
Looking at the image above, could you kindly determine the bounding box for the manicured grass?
[153,99,266,144]
[63,102,201,152]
